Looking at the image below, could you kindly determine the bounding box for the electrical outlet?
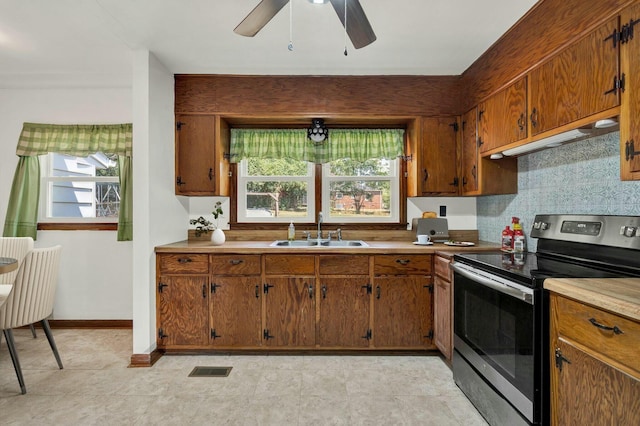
[439,205,447,217]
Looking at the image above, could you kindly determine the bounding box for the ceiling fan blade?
[234,0,290,37]
[329,0,377,49]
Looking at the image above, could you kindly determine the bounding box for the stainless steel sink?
[269,239,369,247]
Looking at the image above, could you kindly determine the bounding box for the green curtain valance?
[230,128,404,163]
[16,122,133,157]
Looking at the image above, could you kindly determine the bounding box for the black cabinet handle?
[229,259,244,265]
[376,285,381,299]
[308,283,314,299]
[396,259,411,266]
[530,107,538,128]
[321,284,327,299]
[202,284,206,298]
[589,318,624,335]
[177,258,192,264]
[422,168,429,183]
[255,285,260,299]
[208,168,213,180]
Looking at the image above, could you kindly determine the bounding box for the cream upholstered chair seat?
[0,245,63,394]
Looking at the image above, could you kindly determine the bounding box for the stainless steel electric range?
[450,214,640,426]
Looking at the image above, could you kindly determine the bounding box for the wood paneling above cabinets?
[175,75,462,117]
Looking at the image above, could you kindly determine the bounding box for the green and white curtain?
[230,128,405,163]
[3,122,133,241]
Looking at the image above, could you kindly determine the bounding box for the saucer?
[413,241,434,246]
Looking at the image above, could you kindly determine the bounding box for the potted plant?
[189,201,225,245]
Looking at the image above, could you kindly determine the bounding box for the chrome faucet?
[317,212,323,239]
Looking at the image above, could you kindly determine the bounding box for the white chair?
[0,237,36,338]
[0,245,63,394]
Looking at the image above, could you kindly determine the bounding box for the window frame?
[236,158,316,223]
[38,152,120,225]
[321,158,400,224]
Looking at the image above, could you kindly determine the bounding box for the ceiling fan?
[234,0,377,49]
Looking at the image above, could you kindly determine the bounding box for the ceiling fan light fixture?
[307,118,329,143]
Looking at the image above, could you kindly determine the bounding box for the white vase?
[211,228,226,245]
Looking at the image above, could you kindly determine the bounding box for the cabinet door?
[264,277,316,347]
[175,114,216,195]
[479,77,527,153]
[420,117,460,195]
[551,339,640,426]
[210,276,262,347]
[620,3,640,179]
[318,277,371,348]
[460,108,478,194]
[530,18,619,136]
[433,275,451,360]
[157,275,209,347]
[373,276,432,348]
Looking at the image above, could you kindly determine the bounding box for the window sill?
[37,223,118,231]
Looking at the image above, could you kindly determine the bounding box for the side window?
[237,158,315,223]
[39,153,120,222]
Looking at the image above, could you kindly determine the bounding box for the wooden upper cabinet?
[620,2,640,180]
[175,114,230,196]
[529,18,620,137]
[419,117,460,195]
[478,77,527,153]
[462,106,518,196]
[460,108,478,194]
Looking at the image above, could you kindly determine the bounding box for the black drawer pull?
[177,258,192,264]
[229,259,244,265]
[396,259,411,266]
[588,318,624,335]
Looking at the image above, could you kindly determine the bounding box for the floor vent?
[188,366,232,377]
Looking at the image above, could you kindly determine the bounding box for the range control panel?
[531,214,640,249]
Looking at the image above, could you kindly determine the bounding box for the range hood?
[501,128,593,157]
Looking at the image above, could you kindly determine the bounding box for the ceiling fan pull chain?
[288,0,294,51]
[343,0,348,56]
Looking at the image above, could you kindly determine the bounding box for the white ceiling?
[0,0,538,88]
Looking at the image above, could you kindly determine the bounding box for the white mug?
[417,234,431,244]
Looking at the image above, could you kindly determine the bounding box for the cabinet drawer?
[265,255,315,275]
[210,255,261,275]
[373,255,432,275]
[158,254,209,274]
[434,255,452,281]
[553,295,640,376]
[319,255,369,275]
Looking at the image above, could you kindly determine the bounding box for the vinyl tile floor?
[0,329,488,425]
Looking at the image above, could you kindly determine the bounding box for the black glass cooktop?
[453,251,637,288]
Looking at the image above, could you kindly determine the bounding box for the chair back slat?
[0,237,34,285]
[0,245,62,329]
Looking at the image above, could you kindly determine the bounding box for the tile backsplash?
[477,131,640,251]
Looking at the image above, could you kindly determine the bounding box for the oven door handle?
[451,262,534,305]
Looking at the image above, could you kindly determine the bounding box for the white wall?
[132,50,188,355]
[0,87,133,319]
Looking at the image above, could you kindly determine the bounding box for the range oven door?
[451,261,538,424]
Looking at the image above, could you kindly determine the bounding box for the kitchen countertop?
[544,278,640,322]
[155,240,501,255]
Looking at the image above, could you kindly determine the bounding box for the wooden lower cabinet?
[210,276,261,346]
[157,275,209,348]
[549,293,640,425]
[373,276,433,348]
[318,277,371,348]
[433,254,453,360]
[263,277,316,347]
[156,252,435,351]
